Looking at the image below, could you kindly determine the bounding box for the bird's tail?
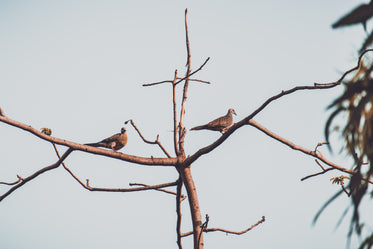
[190,125,207,131]
[85,142,105,148]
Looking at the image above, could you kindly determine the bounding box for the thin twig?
[315,159,326,171]
[178,8,192,155]
[50,143,181,195]
[314,142,328,152]
[63,162,179,193]
[125,119,171,158]
[205,216,265,235]
[315,49,373,86]
[173,70,180,156]
[143,80,173,86]
[182,216,266,237]
[0,148,74,202]
[198,214,209,246]
[301,167,335,181]
[129,183,186,199]
[184,8,191,68]
[0,175,23,186]
[142,57,210,87]
[176,177,184,249]
[177,78,211,84]
[0,107,4,116]
[175,57,210,86]
[341,184,350,196]
[247,120,373,184]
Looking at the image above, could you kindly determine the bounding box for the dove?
[191,108,236,133]
[85,127,127,151]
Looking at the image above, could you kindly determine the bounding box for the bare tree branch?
[178,166,203,249]
[0,114,177,166]
[129,183,186,199]
[176,177,184,249]
[184,53,372,167]
[173,70,180,156]
[182,216,266,237]
[125,119,171,158]
[315,159,326,171]
[204,216,265,235]
[178,8,192,156]
[50,143,179,194]
[248,120,373,183]
[0,175,23,186]
[301,167,335,181]
[142,57,210,87]
[62,159,179,193]
[175,57,210,86]
[315,49,373,87]
[0,148,74,202]
[184,59,368,168]
[198,214,209,246]
[177,78,211,84]
[184,8,191,68]
[314,142,328,152]
[341,184,350,196]
[81,181,179,193]
[184,84,343,167]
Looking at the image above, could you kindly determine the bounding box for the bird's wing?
[100,133,120,143]
[207,114,231,127]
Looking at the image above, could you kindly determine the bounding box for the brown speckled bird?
[332,0,373,31]
[85,127,127,151]
[191,108,236,133]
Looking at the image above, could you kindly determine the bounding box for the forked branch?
[50,143,179,195]
[0,148,74,202]
[129,183,186,199]
[247,120,373,183]
[142,57,210,87]
[0,175,23,186]
[125,119,171,158]
[182,216,266,237]
[184,56,369,167]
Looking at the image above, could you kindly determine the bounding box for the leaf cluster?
[326,4,373,246]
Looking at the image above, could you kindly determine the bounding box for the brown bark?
[0,114,177,166]
[178,166,203,249]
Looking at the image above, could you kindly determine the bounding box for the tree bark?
[178,166,203,249]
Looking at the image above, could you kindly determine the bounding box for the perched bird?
[191,108,236,133]
[332,0,373,31]
[85,127,127,151]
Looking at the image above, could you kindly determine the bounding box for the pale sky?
[0,1,372,249]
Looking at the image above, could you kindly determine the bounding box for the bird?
[332,0,373,31]
[85,127,127,151]
[191,108,236,133]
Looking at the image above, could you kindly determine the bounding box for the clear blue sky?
[0,1,372,249]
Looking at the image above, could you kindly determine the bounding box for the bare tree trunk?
[178,166,203,249]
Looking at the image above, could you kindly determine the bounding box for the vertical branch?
[179,166,203,249]
[184,9,191,68]
[176,177,184,249]
[173,70,180,156]
[178,8,192,154]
